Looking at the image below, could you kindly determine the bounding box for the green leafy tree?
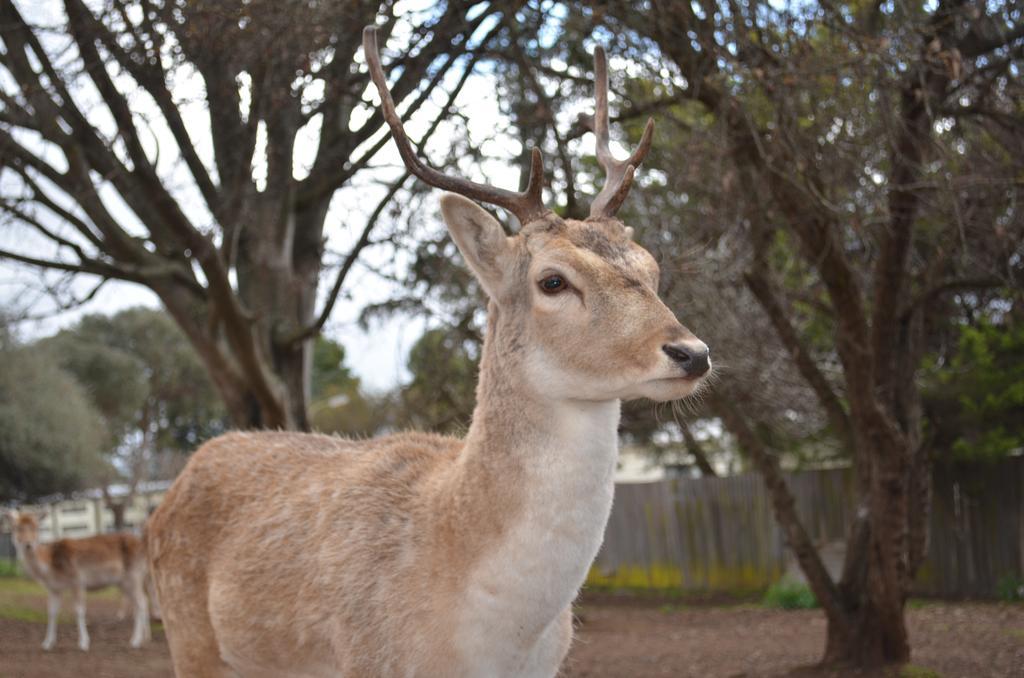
[926,318,1024,461]
[0,340,108,501]
[398,327,479,434]
[43,308,226,457]
[42,328,148,446]
[58,309,227,456]
[312,336,360,403]
[37,308,227,523]
[309,336,387,438]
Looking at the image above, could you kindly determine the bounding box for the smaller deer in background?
[5,510,150,651]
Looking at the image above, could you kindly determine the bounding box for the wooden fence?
[589,455,1024,599]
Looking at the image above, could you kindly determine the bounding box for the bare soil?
[0,586,1020,678]
[565,594,1024,677]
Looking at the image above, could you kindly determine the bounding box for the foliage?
[309,336,388,438]
[312,336,359,403]
[38,308,227,481]
[995,575,1024,603]
[762,580,819,610]
[398,327,479,434]
[926,319,1024,461]
[0,340,109,501]
[71,308,227,453]
[40,329,147,446]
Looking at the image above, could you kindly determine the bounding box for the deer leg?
[145,573,162,621]
[74,584,89,651]
[116,590,130,621]
[129,573,149,647]
[156,570,236,677]
[42,591,60,650]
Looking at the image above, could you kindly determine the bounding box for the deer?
[5,509,151,651]
[145,27,711,678]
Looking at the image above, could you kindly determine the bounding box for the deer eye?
[539,275,568,294]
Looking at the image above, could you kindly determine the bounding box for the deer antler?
[589,46,655,219]
[362,26,550,226]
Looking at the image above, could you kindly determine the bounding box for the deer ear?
[440,193,515,299]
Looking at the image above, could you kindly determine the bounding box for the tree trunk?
[101,485,134,532]
[824,597,909,666]
[711,391,852,634]
[714,381,917,667]
[109,502,127,531]
[823,422,914,666]
[680,420,717,477]
[146,186,329,432]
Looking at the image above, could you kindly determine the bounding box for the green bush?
[762,579,818,609]
[996,575,1024,602]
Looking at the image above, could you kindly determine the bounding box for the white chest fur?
[453,399,620,677]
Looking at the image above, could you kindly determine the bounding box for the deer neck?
[450,303,620,648]
[14,541,49,582]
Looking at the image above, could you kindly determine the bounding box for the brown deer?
[146,27,711,678]
[6,510,150,651]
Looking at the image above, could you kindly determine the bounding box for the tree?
[0,335,108,501]
[924,315,1024,462]
[308,336,387,437]
[398,326,479,433]
[0,0,507,429]
[55,308,227,458]
[589,0,1023,666]
[311,336,360,403]
[41,307,227,525]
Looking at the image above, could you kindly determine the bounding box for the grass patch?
[0,599,47,623]
[0,575,125,625]
[906,598,939,610]
[0,558,21,577]
[0,576,46,596]
[762,579,818,610]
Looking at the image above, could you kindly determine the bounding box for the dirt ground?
[566,594,1024,677]
[0,585,1021,678]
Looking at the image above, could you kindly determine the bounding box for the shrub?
[995,575,1024,602]
[762,579,818,609]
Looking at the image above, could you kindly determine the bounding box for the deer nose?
[662,343,711,377]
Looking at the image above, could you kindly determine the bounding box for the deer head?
[8,510,40,546]
[363,28,710,403]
